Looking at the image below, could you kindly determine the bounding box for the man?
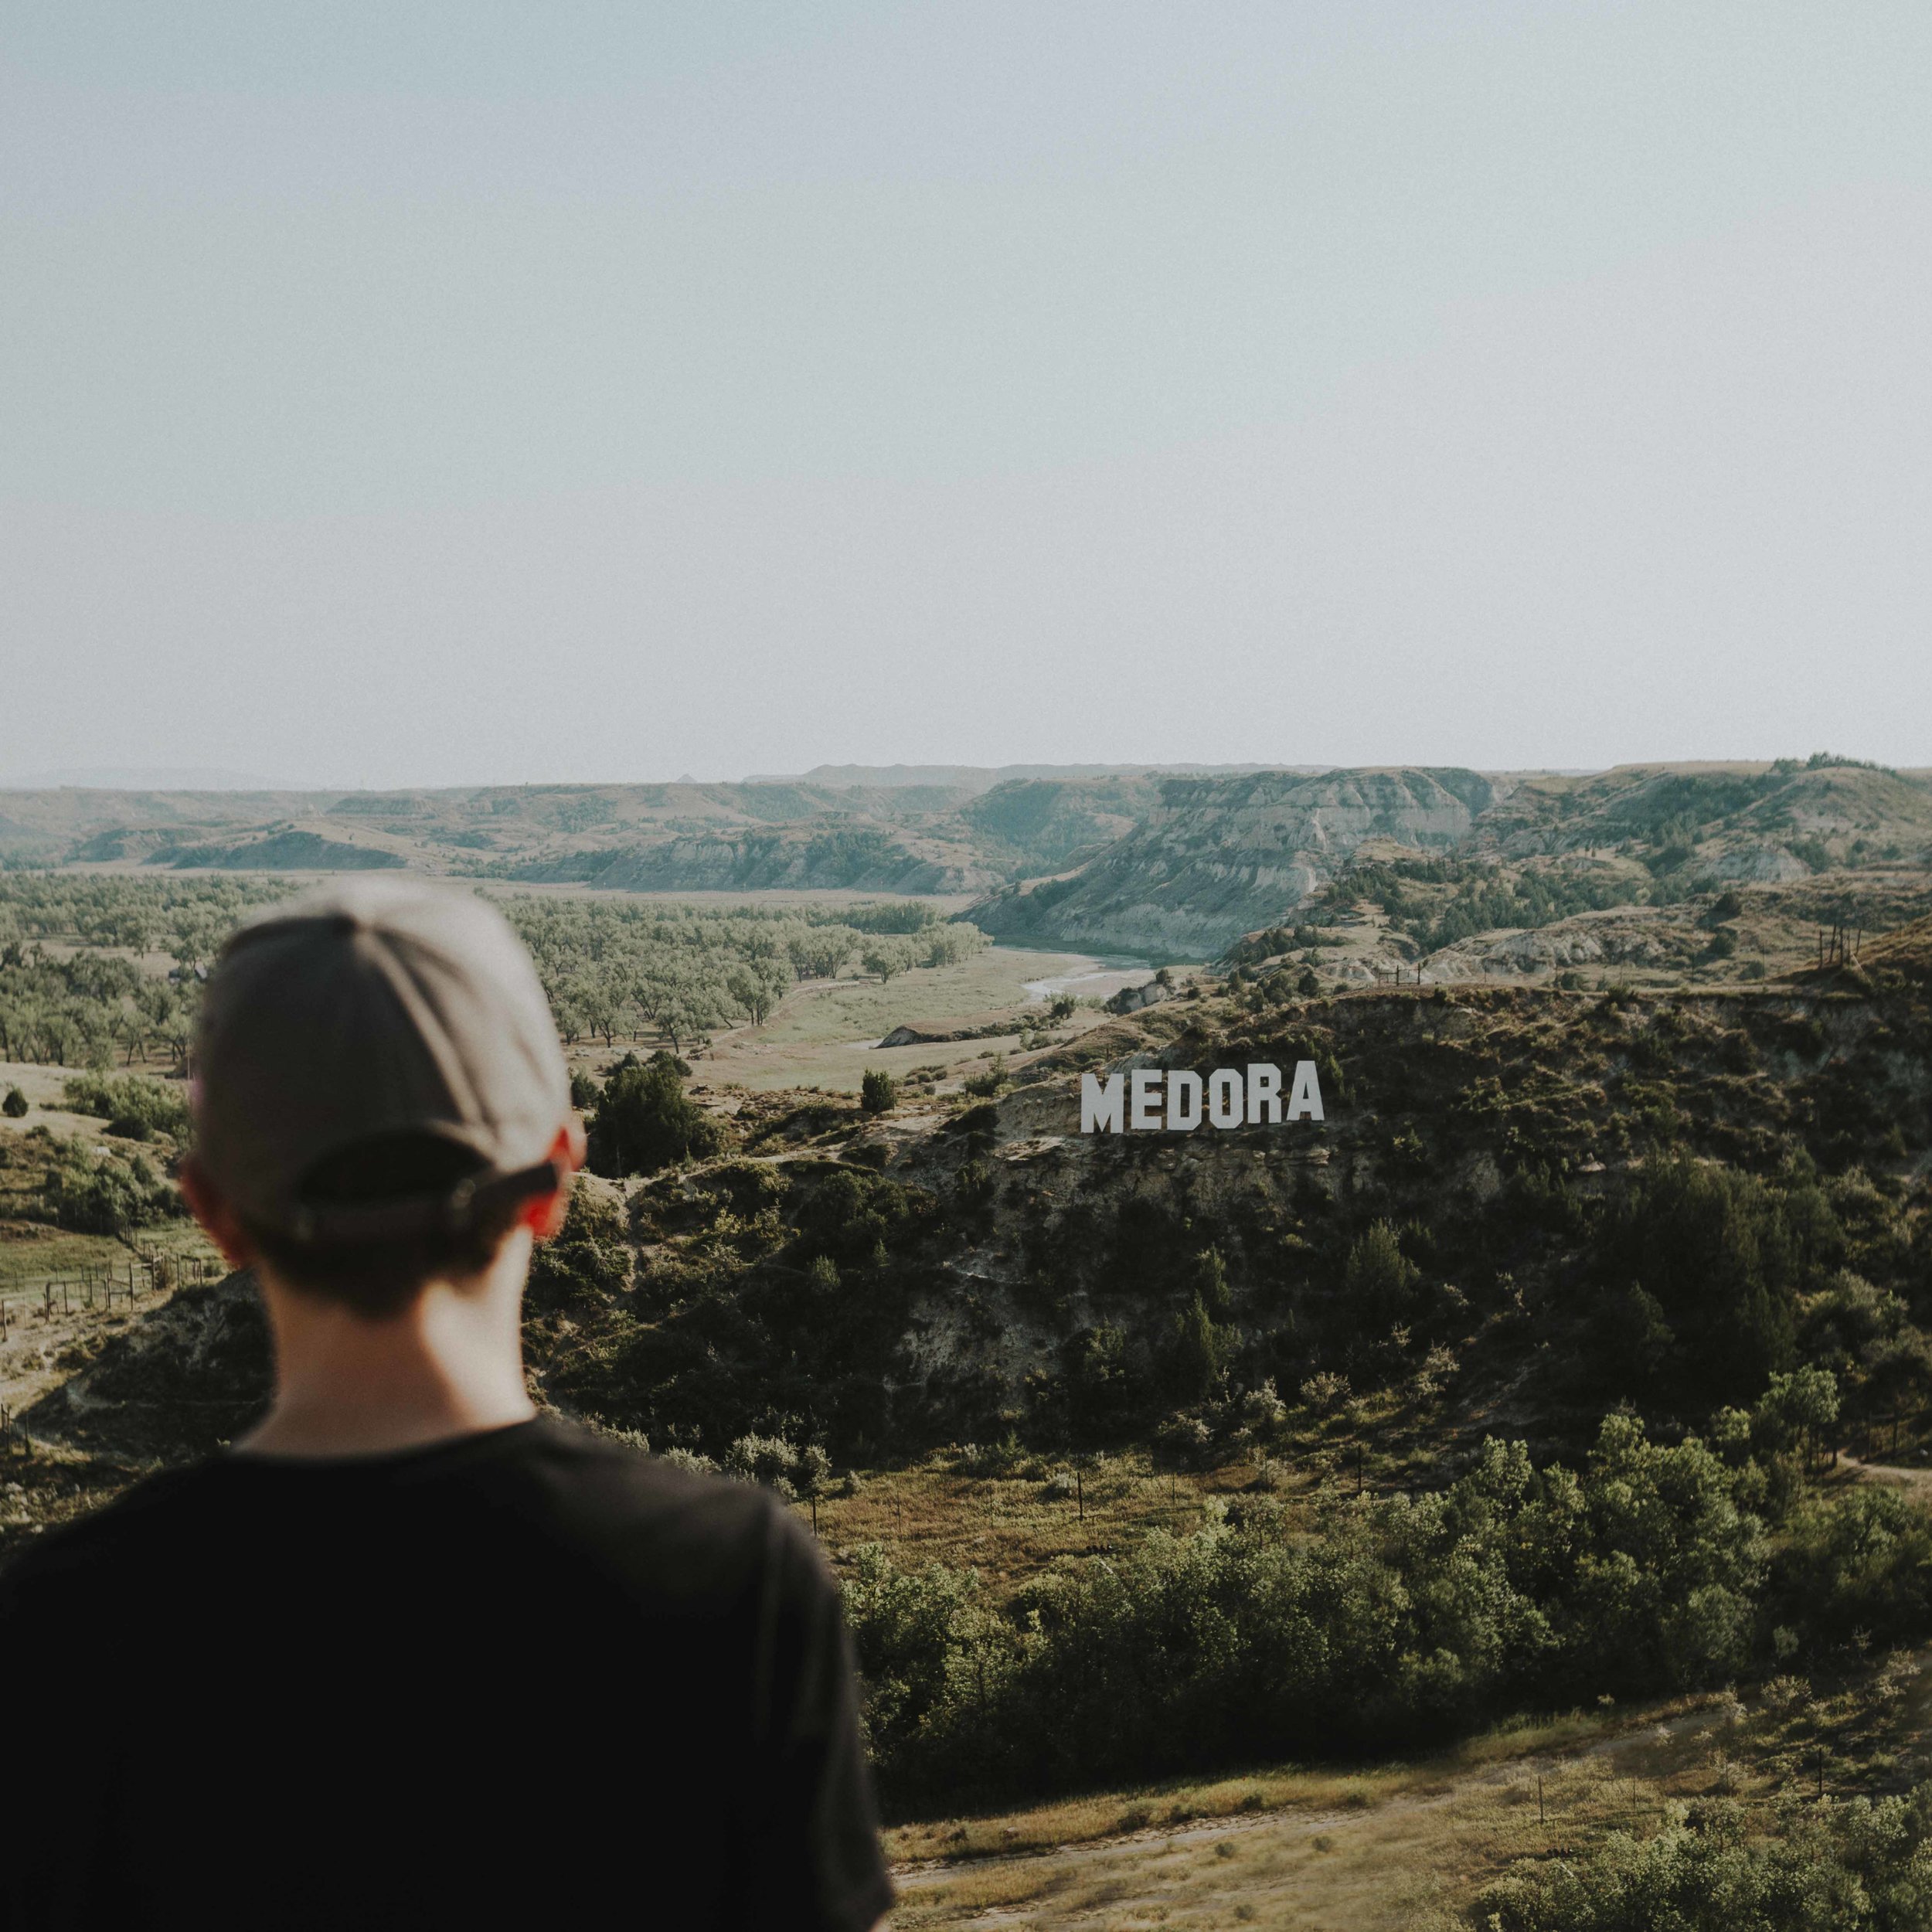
[0,879,893,1931]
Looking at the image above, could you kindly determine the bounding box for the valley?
[3,763,1932,1930]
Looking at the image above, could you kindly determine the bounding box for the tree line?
[498,893,986,1053]
[0,875,989,1072]
[846,1413,1932,1817]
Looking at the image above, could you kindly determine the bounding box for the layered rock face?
[969,768,1498,957]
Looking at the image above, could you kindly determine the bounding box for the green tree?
[585,1053,721,1178]
[795,1442,833,1532]
[1603,1156,1810,1401]
[1191,1247,1233,1318]
[725,959,787,1026]
[1753,1366,1840,1474]
[1345,1220,1421,1324]
[1169,1289,1233,1403]
[862,939,916,984]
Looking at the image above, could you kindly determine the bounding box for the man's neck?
[240,1247,537,1458]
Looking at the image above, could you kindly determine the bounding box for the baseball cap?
[192,876,570,1243]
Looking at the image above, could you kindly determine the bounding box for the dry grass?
[685,944,1112,1094]
[882,1656,1932,1929]
[815,1452,1246,1597]
[811,1391,1454,1608]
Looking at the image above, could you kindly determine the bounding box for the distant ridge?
[747,762,1311,794]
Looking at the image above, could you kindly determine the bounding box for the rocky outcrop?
[967,768,1497,958]
[877,1012,1026,1047]
[1104,978,1173,1015]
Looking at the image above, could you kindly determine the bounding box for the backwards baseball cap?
[192,876,571,1244]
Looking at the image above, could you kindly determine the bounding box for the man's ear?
[522,1119,587,1242]
[178,1155,260,1271]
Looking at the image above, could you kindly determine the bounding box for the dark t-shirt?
[0,1419,892,1931]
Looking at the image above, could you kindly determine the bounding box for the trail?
[889,1697,1725,1898]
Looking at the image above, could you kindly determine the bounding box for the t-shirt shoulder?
[0,1458,219,1620]
[507,1420,832,1614]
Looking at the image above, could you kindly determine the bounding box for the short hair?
[243,1133,528,1319]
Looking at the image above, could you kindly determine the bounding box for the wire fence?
[0,1249,222,1343]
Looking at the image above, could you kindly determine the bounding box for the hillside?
[12,763,1930,968]
[2,774,1171,893]
[744,761,1293,793]
[9,909,1932,1867]
[1472,758,1932,876]
[968,768,1502,956]
[33,951,1929,1481]
[968,760,1932,962]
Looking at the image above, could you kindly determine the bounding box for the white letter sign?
[1287,1060,1325,1121]
[1246,1063,1282,1126]
[1080,1072,1124,1134]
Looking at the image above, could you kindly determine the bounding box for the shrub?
[723,1432,804,1499]
[526,1182,632,1312]
[39,1141,177,1235]
[2,1086,26,1118]
[61,1073,189,1140]
[861,1069,896,1114]
[1479,1787,1932,1930]
[962,1056,1008,1099]
[722,1432,830,1511]
[1301,1370,1350,1413]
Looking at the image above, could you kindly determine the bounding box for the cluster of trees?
[0,875,291,963]
[0,876,992,1074]
[846,1414,1932,1815]
[0,943,199,1072]
[0,876,291,1074]
[1478,1785,1932,1930]
[499,895,985,1052]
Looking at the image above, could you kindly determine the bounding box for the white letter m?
[1080,1072,1124,1134]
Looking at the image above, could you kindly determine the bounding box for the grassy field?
[881,1648,1932,1928]
[679,944,1139,1094]
[804,1399,1437,1607]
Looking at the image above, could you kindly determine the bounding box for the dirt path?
[1838,1453,1932,1495]
[889,1696,1727,1899]
[885,1647,1932,1932]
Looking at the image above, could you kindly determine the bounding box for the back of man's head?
[191,877,570,1315]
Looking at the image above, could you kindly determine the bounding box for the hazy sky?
[4,2,1929,787]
